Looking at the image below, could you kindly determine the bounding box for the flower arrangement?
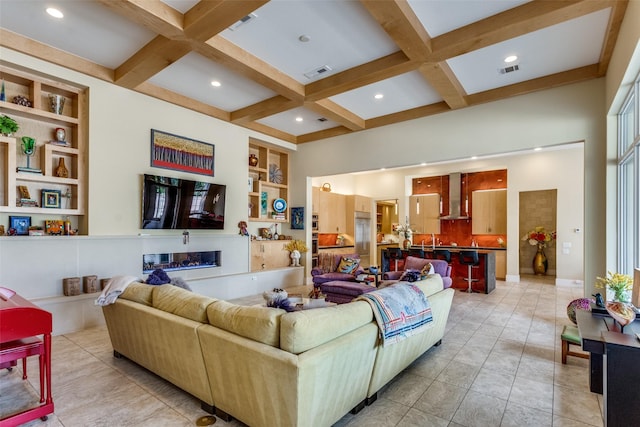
[595,271,633,303]
[283,239,308,253]
[394,222,413,239]
[522,226,556,247]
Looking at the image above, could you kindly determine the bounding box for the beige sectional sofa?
[102,275,454,427]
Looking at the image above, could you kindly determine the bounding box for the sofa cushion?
[152,284,216,323]
[207,300,284,347]
[120,282,153,306]
[337,257,359,274]
[280,300,374,354]
[411,274,444,298]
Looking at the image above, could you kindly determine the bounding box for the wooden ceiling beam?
[97,0,185,40]
[184,0,268,42]
[199,36,305,102]
[0,29,114,82]
[305,51,417,101]
[296,126,353,144]
[135,81,230,121]
[418,62,468,109]
[241,121,297,144]
[365,101,450,130]
[360,0,432,61]
[115,36,191,89]
[467,64,600,106]
[231,96,301,123]
[429,0,617,62]
[305,99,365,131]
[597,1,628,76]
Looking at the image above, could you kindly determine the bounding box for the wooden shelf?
[0,65,87,232]
[248,138,289,223]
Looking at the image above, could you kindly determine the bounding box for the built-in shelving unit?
[0,64,87,231]
[248,138,289,223]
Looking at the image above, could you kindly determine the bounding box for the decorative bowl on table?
[605,301,636,327]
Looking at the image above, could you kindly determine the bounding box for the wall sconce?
[321,183,332,192]
[416,198,420,215]
[394,199,398,215]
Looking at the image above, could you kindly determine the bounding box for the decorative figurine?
[17,136,42,174]
[593,293,605,308]
[55,127,66,143]
[238,221,248,236]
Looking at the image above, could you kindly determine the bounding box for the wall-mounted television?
[142,174,226,230]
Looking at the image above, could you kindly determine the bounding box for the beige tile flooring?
[1,276,603,427]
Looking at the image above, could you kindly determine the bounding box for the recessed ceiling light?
[210,81,221,87]
[295,117,303,122]
[374,93,384,100]
[534,147,542,151]
[420,162,427,166]
[46,7,64,18]
[504,55,518,63]
[471,156,478,160]
[298,35,310,42]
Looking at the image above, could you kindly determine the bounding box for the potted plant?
[0,114,19,136]
[595,271,633,303]
[283,239,308,266]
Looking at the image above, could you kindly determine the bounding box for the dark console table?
[576,309,640,427]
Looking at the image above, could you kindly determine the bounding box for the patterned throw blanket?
[357,283,433,346]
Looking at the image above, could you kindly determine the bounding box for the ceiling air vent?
[317,117,328,122]
[499,64,520,74]
[228,13,257,31]
[304,65,332,80]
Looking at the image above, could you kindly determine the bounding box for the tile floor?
[1,276,603,427]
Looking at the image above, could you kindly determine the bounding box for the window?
[617,75,640,275]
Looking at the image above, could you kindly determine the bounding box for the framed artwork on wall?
[150,129,215,176]
[291,207,304,229]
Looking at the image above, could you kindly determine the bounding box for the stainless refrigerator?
[354,211,371,268]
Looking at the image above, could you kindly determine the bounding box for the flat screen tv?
[142,174,226,230]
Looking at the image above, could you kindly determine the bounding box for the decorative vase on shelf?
[532,244,548,275]
[249,154,258,167]
[55,157,69,178]
[403,239,412,250]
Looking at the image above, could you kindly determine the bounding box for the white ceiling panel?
[0,0,156,69]
[148,52,277,111]
[160,0,199,14]
[257,107,340,136]
[220,0,398,84]
[447,8,611,95]
[408,0,531,37]
[330,71,443,119]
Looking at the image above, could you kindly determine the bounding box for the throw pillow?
[420,262,434,276]
[566,297,593,324]
[400,269,422,282]
[337,257,359,274]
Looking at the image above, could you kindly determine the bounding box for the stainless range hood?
[440,172,470,220]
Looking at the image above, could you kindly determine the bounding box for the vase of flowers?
[395,221,413,250]
[595,271,633,303]
[283,240,308,267]
[522,226,556,275]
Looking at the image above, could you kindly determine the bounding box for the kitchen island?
[380,246,505,294]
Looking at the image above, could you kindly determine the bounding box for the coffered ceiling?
[0,0,628,144]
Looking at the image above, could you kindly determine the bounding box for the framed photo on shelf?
[9,216,31,235]
[42,189,62,208]
[45,220,65,235]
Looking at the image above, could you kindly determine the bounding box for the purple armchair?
[311,253,364,286]
[382,256,452,288]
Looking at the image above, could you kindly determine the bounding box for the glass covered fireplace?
[143,250,221,273]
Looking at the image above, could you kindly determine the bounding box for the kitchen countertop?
[410,245,506,251]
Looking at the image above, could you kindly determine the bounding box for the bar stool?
[458,250,480,293]
[433,249,451,263]
[387,248,403,272]
[409,248,425,258]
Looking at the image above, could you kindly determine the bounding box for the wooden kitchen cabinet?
[318,191,346,233]
[471,189,506,234]
[409,194,441,234]
[350,194,371,213]
[494,250,506,279]
[250,240,292,271]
